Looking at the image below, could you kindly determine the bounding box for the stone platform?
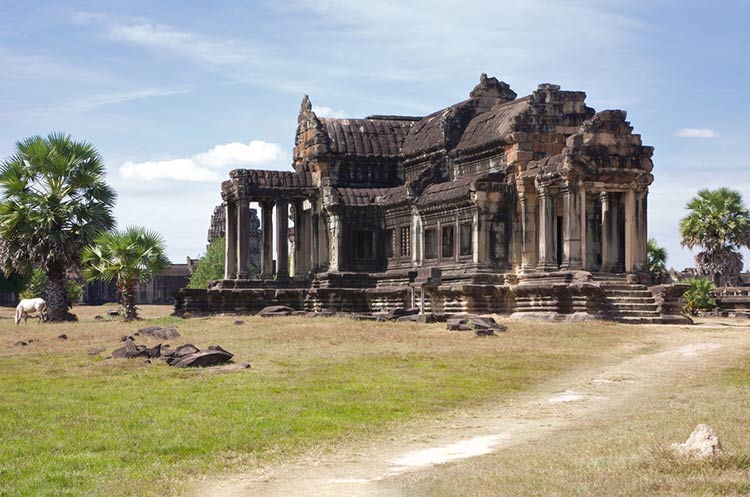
[174,271,691,324]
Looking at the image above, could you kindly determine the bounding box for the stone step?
[615,316,664,324]
[609,304,659,312]
[604,290,653,298]
[607,296,657,304]
[600,283,649,291]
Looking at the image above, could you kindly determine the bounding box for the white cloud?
[674,128,719,138]
[313,105,348,118]
[70,11,106,25]
[59,88,188,112]
[108,23,251,66]
[119,140,289,183]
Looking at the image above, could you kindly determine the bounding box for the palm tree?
[679,188,750,286]
[646,238,668,283]
[0,133,116,321]
[81,226,170,321]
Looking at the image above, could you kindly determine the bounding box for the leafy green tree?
[682,277,717,315]
[679,188,750,286]
[0,133,116,321]
[19,269,82,304]
[646,238,668,283]
[188,238,225,289]
[187,238,256,288]
[0,271,30,296]
[81,227,170,321]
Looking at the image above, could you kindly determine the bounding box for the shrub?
[682,277,717,315]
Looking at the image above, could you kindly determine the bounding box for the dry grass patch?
[397,328,750,497]
[0,305,659,497]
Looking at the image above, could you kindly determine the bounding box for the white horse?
[15,298,47,325]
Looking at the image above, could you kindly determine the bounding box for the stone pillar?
[600,192,616,272]
[585,193,600,271]
[474,212,489,266]
[275,199,289,279]
[562,182,583,270]
[289,236,296,277]
[224,200,238,279]
[236,193,250,279]
[292,200,307,277]
[520,192,538,272]
[327,208,340,272]
[413,211,423,266]
[625,188,637,273]
[635,190,648,271]
[311,205,320,272]
[536,187,558,272]
[260,199,275,279]
[580,186,587,270]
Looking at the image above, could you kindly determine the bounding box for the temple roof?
[334,187,390,206]
[400,100,476,157]
[454,97,530,153]
[319,117,417,157]
[416,171,491,206]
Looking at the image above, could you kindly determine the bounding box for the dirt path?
[193,324,750,497]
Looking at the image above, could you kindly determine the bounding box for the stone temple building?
[176,75,687,323]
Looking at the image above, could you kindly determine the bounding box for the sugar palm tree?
[679,188,750,286]
[82,227,170,321]
[646,238,668,283]
[0,133,116,321]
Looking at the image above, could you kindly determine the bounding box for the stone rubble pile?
[109,326,240,368]
[137,325,181,340]
[446,315,507,336]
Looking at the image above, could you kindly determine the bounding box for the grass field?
[0,304,658,497]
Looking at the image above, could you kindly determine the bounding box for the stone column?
[311,205,320,272]
[520,192,538,272]
[600,192,616,272]
[289,236,296,277]
[236,192,250,279]
[580,186,587,270]
[561,182,583,270]
[635,190,648,271]
[292,200,306,277]
[224,200,238,279]
[260,199,275,279]
[585,193,600,271]
[474,212,489,266]
[536,186,558,272]
[275,199,289,279]
[327,208,340,272]
[625,188,637,273]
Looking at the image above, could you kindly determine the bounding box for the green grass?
[0,306,653,497]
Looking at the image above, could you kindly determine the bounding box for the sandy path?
[193,325,750,497]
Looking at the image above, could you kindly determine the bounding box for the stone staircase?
[591,273,661,324]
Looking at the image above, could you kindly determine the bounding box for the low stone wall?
[714,287,750,316]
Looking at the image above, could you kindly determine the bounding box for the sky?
[1,0,749,269]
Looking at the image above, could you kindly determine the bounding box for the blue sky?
[1,0,749,269]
